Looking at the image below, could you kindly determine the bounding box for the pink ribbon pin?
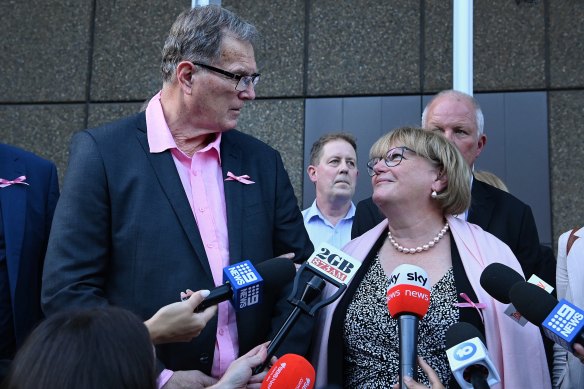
[0,175,29,188]
[454,292,486,323]
[225,171,255,185]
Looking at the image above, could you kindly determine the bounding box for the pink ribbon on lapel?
[225,171,255,185]
[454,292,486,323]
[0,175,29,188]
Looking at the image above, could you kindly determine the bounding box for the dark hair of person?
[2,307,156,389]
[309,132,357,166]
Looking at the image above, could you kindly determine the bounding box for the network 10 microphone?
[194,258,296,312]
[386,264,431,389]
[445,322,501,389]
[260,354,315,389]
[509,281,584,353]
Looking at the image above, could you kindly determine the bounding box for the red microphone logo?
[261,354,315,389]
[386,264,431,319]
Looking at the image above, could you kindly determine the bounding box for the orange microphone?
[260,354,315,389]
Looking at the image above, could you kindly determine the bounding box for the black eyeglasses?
[366,146,414,177]
[192,62,260,91]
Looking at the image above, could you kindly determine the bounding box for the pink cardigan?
[311,215,551,389]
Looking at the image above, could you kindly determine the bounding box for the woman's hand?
[145,289,218,344]
[392,357,445,389]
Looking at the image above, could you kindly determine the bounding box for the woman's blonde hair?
[369,127,471,215]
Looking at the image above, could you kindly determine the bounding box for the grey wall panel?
[549,2,584,88]
[475,93,508,180]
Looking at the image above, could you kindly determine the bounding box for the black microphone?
[509,281,584,352]
[253,275,325,374]
[445,322,500,389]
[479,262,524,304]
[253,243,364,374]
[193,258,296,312]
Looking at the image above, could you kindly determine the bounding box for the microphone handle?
[194,284,232,312]
[252,306,301,374]
[398,314,419,389]
[470,372,490,389]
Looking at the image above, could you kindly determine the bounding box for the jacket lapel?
[467,178,494,228]
[0,146,27,298]
[134,118,213,279]
[220,134,243,262]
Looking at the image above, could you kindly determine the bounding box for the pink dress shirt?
[146,92,238,386]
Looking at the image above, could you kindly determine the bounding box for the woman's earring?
[431,190,437,199]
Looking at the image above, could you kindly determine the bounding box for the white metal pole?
[453,0,473,96]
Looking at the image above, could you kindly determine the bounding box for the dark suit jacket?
[42,112,314,374]
[0,144,59,376]
[351,178,542,279]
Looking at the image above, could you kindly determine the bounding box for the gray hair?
[161,6,259,83]
[421,90,485,135]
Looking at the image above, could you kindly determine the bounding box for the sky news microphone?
[260,353,315,389]
[194,258,296,312]
[386,264,431,389]
[509,281,584,353]
[445,322,501,389]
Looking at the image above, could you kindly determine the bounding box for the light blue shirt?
[302,200,356,250]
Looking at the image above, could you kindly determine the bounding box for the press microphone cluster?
[253,243,362,374]
[386,264,431,389]
[445,322,500,389]
[193,258,296,312]
[509,281,584,353]
[260,354,315,389]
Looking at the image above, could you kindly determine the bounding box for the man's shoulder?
[473,179,530,211]
[84,112,145,139]
[0,143,56,169]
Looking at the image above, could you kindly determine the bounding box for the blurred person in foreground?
[312,127,550,388]
[41,5,313,388]
[1,306,271,389]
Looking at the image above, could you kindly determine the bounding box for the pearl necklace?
[387,222,449,254]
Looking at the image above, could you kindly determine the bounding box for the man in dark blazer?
[0,144,59,380]
[42,6,313,388]
[351,90,542,281]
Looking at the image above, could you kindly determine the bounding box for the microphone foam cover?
[445,321,486,349]
[509,281,558,325]
[386,284,431,319]
[261,353,315,389]
[479,262,524,304]
[256,258,296,293]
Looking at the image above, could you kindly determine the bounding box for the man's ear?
[307,165,318,183]
[475,133,487,160]
[177,61,196,93]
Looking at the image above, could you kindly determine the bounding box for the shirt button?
[199,207,205,212]
[219,329,224,336]
[207,243,213,248]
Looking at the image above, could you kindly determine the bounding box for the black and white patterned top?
[343,254,459,388]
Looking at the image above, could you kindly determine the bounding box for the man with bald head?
[352,90,544,283]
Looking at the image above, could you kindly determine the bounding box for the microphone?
[194,258,296,312]
[479,263,524,304]
[254,243,363,374]
[509,281,584,353]
[260,354,315,389]
[445,322,501,389]
[386,264,431,389]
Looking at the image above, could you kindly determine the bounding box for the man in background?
[0,143,59,381]
[303,133,358,249]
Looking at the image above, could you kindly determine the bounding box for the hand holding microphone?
[145,289,217,344]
